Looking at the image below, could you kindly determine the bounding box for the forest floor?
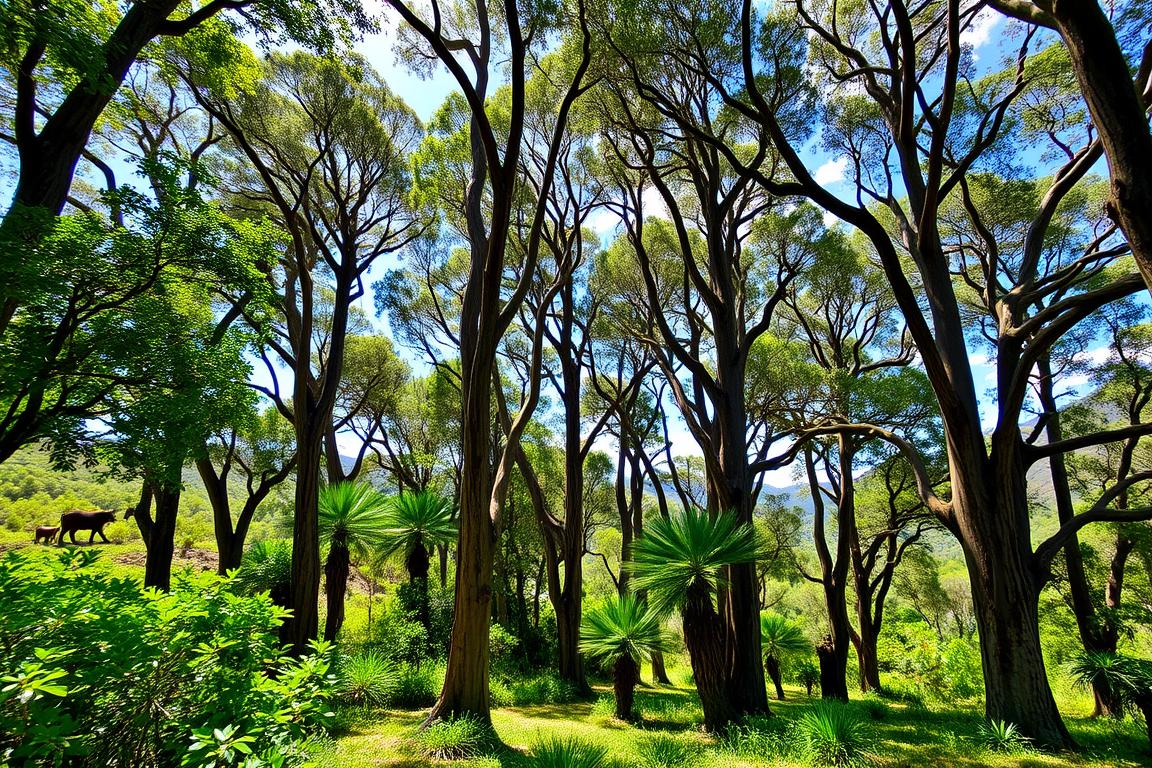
[321,682,1150,768]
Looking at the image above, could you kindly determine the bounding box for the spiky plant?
[760,613,810,700]
[381,490,456,630]
[319,481,390,641]
[1070,652,1152,745]
[797,702,870,767]
[580,594,668,720]
[629,506,759,732]
[231,539,292,607]
[532,735,608,768]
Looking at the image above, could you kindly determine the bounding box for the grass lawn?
[321,681,1150,768]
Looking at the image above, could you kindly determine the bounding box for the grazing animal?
[57,509,126,545]
[34,526,60,544]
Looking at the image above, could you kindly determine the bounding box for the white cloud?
[960,9,999,56]
[813,157,849,187]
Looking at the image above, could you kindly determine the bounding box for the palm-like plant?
[580,594,668,720]
[761,613,810,700]
[1071,652,1152,745]
[382,490,456,629]
[629,506,759,732]
[319,481,390,641]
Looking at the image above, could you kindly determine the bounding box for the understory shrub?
[374,607,430,665]
[335,651,399,708]
[796,702,871,768]
[0,549,333,767]
[390,662,443,708]
[532,735,608,768]
[415,714,491,759]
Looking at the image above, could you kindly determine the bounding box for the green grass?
[320,679,1150,768]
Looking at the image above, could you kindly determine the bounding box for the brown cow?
[34,526,59,544]
[57,509,129,545]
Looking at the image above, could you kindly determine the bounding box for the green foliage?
[580,593,668,665]
[0,549,333,766]
[761,613,810,659]
[319,481,390,556]
[1070,652,1152,714]
[231,539,293,604]
[489,672,578,707]
[335,652,399,708]
[976,719,1031,754]
[531,734,608,768]
[796,702,871,768]
[795,660,821,695]
[634,733,703,768]
[390,662,442,709]
[414,714,491,760]
[382,490,457,563]
[628,507,759,616]
[373,607,430,665]
[720,716,795,760]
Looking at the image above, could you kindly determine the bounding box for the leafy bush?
[532,735,608,768]
[0,549,333,767]
[374,607,430,665]
[635,733,703,768]
[390,662,442,709]
[335,651,399,708]
[231,538,292,606]
[795,660,820,696]
[976,718,1031,753]
[796,702,871,768]
[415,714,490,760]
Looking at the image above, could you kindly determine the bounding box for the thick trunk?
[816,636,847,702]
[953,450,1072,749]
[682,582,739,732]
[555,591,587,693]
[1046,0,1152,295]
[765,655,785,700]
[323,533,350,642]
[144,485,179,592]
[614,655,639,721]
[285,436,323,653]
[854,628,882,695]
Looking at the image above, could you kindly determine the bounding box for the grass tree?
[630,507,761,732]
[1071,653,1152,746]
[579,594,668,721]
[761,614,810,700]
[318,481,390,641]
[382,491,457,631]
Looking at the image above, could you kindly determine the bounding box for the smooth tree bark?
[667,0,1152,745]
[191,54,423,653]
[385,0,595,723]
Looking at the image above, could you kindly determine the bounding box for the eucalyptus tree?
[1058,307,1152,715]
[638,0,1152,743]
[0,0,367,223]
[383,0,596,721]
[985,0,1152,292]
[780,236,935,697]
[326,334,411,484]
[188,50,424,652]
[197,403,297,574]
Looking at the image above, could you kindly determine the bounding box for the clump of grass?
[860,697,889,721]
[415,714,491,760]
[635,732,703,768]
[719,715,795,759]
[589,694,616,719]
[976,718,1031,754]
[532,735,609,768]
[335,651,398,707]
[796,702,871,768]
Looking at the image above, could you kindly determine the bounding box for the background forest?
[2,0,1152,766]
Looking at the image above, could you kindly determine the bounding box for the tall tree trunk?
[144,485,180,592]
[285,434,323,652]
[407,539,432,633]
[323,531,350,642]
[1037,358,1122,716]
[651,651,670,685]
[682,582,738,732]
[952,448,1072,749]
